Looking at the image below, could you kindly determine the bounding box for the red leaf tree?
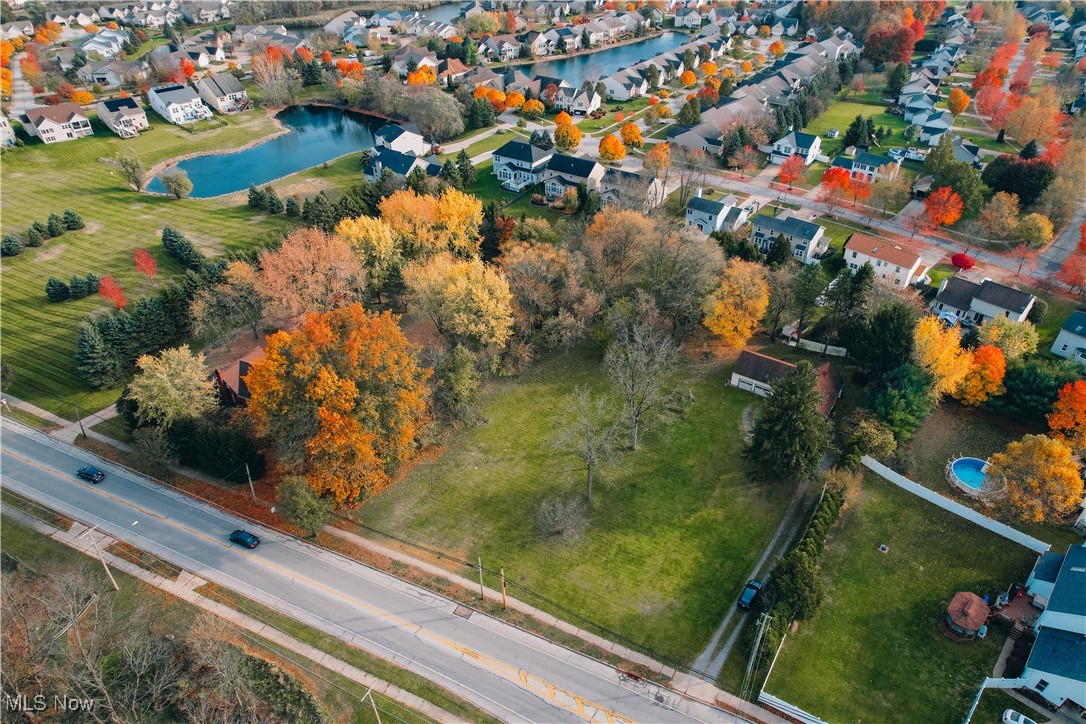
[98,275,127,309]
[179,58,195,78]
[778,154,807,189]
[817,166,852,214]
[923,186,963,232]
[951,252,975,270]
[134,248,157,283]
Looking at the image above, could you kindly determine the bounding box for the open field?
[359,344,797,664]
[765,473,1038,724]
[803,100,910,159]
[1,114,294,417]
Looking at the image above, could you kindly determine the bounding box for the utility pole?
[78,525,119,592]
[500,567,507,609]
[360,688,381,723]
[73,403,87,438]
[245,463,256,502]
[477,557,485,600]
[741,612,771,702]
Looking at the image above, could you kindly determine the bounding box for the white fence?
[787,339,848,357]
[861,456,1051,554]
[757,693,828,724]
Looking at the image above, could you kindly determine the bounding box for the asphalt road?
[0,420,740,724]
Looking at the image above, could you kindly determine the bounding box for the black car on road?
[738,579,763,609]
[76,465,105,484]
[229,530,260,548]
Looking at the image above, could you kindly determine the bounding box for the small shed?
[943,591,989,641]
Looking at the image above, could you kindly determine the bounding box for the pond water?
[521,32,684,86]
[148,105,382,198]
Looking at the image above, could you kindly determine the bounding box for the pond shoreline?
[492,29,670,70]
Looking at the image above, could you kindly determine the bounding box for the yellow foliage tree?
[953,344,1006,406]
[988,434,1083,523]
[378,187,483,258]
[976,316,1038,359]
[554,110,573,125]
[703,259,769,348]
[505,90,525,109]
[335,215,398,296]
[406,66,436,84]
[554,122,582,150]
[521,98,545,117]
[598,133,626,161]
[620,122,643,148]
[741,60,753,73]
[70,90,95,105]
[912,315,972,398]
[700,61,718,76]
[679,69,696,86]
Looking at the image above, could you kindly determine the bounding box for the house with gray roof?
[831,150,901,182]
[1051,310,1086,365]
[686,194,730,234]
[96,96,148,138]
[196,73,251,114]
[750,213,827,264]
[932,276,1036,325]
[361,147,440,181]
[770,129,822,165]
[148,83,212,125]
[375,122,428,156]
[492,139,553,192]
[543,153,604,200]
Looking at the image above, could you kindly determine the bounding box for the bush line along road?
[0,419,749,724]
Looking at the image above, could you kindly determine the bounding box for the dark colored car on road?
[229,529,260,548]
[76,465,105,484]
[738,579,762,609]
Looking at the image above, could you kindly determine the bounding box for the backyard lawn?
[804,100,910,159]
[358,345,797,663]
[764,473,1038,724]
[0,114,295,417]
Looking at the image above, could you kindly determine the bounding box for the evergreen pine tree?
[84,272,101,293]
[529,129,553,150]
[45,276,70,301]
[439,159,463,188]
[2,234,24,256]
[1019,139,1039,159]
[30,221,48,240]
[47,214,64,237]
[62,209,84,230]
[677,98,701,126]
[285,195,300,216]
[25,226,44,247]
[69,274,91,298]
[247,184,266,209]
[766,233,791,266]
[745,361,832,480]
[75,320,124,389]
[263,186,283,214]
[456,149,477,187]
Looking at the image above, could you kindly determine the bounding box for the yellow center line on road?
[1,445,641,724]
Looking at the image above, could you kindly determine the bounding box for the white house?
[0,113,15,146]
[362,147,440,181]
[554,88,601,115]
[602,69,648,101]
[686,194,729,234]
[148,83,213,125]
[831,150,900,182]
[770,130,822,165]
[750,213,827,264]
[374,122,429,156]
[96,96,149,138]
[0,20,34,39]
[196,73,251,113]
[492,139,553,192]
[543,153,606,200]
[77,59,149,87]
[916,110,955,145]
[932,277,1036,325]
[481,34,521,62]
[80,29,130,59]
[22,103,93,144]
[1051,311,1086,365]
[844,233,928,289]
[675,7,702,27]
[324,10,361,35]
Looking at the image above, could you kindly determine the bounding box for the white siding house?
[148,83,213,125]
[1050,311,1086,365]
[750,213,827,264]
[22,103,93,144]
[770,130,821,165]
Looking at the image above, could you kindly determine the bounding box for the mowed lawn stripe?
[2,114,294,416]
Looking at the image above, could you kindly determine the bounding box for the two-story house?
[750,213,827,264]
[1051,310,1086,365]
[374,122,429,156]
[481,34,521,62]
[770,129,822,165]
[602,69,648,101]
[196,73,251,114]
[543,153,605,199]
[675,7,702,27]
[844,233,928,289]
[0,113,15,146]
[80,29,130,60]
[599,167,666,210]
[22,103,93,144]
[686,194,730,234]
[554,88,602,115]
[77,59,149,87]
[932,276,1036,325]
[831,150,901,182]
[362,147,440,181]
[148,83,213,125]
[96,96,149,138]
[492,139,553,192]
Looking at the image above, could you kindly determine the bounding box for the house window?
[1061,344,1068,351]
[1035,680,1049,693]
[851,251,857,258]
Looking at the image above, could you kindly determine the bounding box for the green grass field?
[359,345,797,663]
[764,473,1038,724]
[804,100,910,159]
[0,114,294,417]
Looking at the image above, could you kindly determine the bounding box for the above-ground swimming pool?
[946,457,990,497]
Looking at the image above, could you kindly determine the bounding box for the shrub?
[46,213,64,237]
[45,276,70,301]
[1028,298,1046,325]
[25,226,44,247]
[2,234,24,256]
[62,209,84,230]
[169,418,266,483]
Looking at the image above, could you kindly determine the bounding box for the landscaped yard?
[804,100,910,159]
[358,345,797,663]
[1,115,295,417]
[764,473,1038,724]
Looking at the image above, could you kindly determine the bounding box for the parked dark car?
[228,530,260,549]
[76,465,105,484]
[738,579,763,609]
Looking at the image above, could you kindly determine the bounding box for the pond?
[521,31,685,87]
[148,105,382,198]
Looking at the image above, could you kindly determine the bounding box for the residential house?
[212,346,265,406]
[481,34,521,62]
[96,96,149,138]
[172,49,211,68]
[543,153,605,199]
[552,26,582,52]
[675,7,702,27]
[770,129,822,165]
[602,69,648,101]
[390,44,439,77]
[0,20,34,39]
[554,87,602,115]
[950,134,984,168]
[916,110,955,145]
[22,103,93,144]
[932,277,1036,325]
[902,94,938,123]
[599,167,666,210]
[77,59,149,87]
[324,10,361,36]
[375,122,429,156]
[80,29,130,59]
[437,57,471,87]
[0,113,15,147]
[1051,311,1086,365]
[148,83,213,125]
[897,75,938,105]
[369,9,420,27]
[730,350,844,416]
[362,147,440,181]
[179,1,231,24]
[750,213,827,264]
[844,233,928,289]
[1020,544,1086,713]
[831,150,900,182]
[523,30,552,57]
[686,194,730,234]
[231,24,289,45]
[492,139,553,191]
[196,73,251,113]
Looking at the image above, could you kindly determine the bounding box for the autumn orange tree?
[778,154,806,189]
[620,122,643,148]
[643,142,670,179]
[923,186,963,232]
[554,110,573,126]
[988,434,1083,523]
[246,304,430,504]
[256,227,365,318]
[554,122,582,150]
[679,69,696,86]
[505,91,525,109]
[406,66,436,85]
[133,248,157,284]
[700,61,718,76]
[740,60,753,73]
[521,98,545,118]
[179,58,195,78]
[913,315,972,399]
[947,88,970,120]
[98,275,127,309]
[769,40,785,58]
[703,259,769,348]
[598,133,626,162]
[953,344,1006,406]
[379,187,483,258]
[1047,380,1086,453]
[584,208,655,296]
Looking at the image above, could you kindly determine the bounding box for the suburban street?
[0,420,748,724]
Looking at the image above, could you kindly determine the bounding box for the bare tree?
[115,149,146,192]
[552,386,619,504]
[765,262,798,340]
[604,322,681,450]
[671,147,708,210]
